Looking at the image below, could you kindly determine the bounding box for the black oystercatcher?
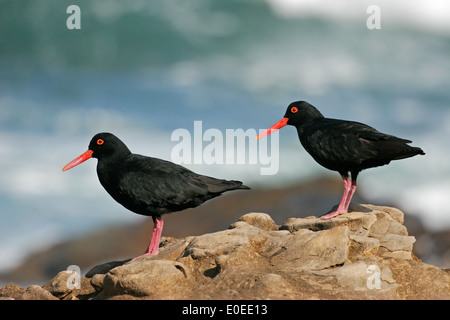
[257,101,425,219]
[63,132,249,259]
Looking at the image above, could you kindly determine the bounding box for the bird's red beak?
[62,150,94,172]
[256,117,289,140]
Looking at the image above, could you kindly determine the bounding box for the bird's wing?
[116,155,211,211]
[302,120,410,166]
[114,154,248,216]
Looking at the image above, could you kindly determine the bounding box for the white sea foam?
[266,0,450,34]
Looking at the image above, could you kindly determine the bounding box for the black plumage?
[257,101,424,219]
[63,132,249,258]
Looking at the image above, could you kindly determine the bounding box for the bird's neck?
[96,150,130,182]
[294,116,323,136]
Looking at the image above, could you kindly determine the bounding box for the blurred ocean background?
[1,0,450,281]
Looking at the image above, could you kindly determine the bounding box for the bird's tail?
[197,175,250,193]
[394,145,425,160]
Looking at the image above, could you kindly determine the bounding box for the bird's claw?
[320,210,347,219]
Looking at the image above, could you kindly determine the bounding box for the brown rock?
[272,225,350,271]
[386,258,450,299]
[42,270,96,300]
[96,259,190,299]
[0,283,25,300]
[234,212,278,231]
[1,205,449,300]
[85,260,130,277]
[19,285,58,300]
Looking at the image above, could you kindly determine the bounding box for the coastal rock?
[1,205,449,300]
[18,285,59,300]
[96,259,190,299]
[42,270,96,300]
[0,283,25,300]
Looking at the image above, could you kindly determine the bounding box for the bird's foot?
[321,209,347,219]
[132,249,159,261]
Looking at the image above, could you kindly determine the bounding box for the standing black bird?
[257,101,425,219]
[63,132,249,259]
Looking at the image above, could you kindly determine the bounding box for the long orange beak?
[62,150,94,172]
[256,117,289,140]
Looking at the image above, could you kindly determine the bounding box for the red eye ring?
[291,106,299,113]
[97,139,104,145]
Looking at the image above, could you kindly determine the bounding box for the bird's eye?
[97,139,104,145]
[291,106,299,113]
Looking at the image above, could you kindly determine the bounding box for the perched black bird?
[63,132,249,258]
[257,101,425,219]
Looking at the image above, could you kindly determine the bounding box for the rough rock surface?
[1,205,449,300]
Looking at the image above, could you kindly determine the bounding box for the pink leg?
[321,176,352,219]
[133,218,164,260]
[343,179,357,212]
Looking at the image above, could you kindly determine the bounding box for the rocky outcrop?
[1,204,449,300]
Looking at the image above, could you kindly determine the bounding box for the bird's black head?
[88,132,131,159]
[63,132,131,171]
[283,101,324,126]
[257,101,324,140]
